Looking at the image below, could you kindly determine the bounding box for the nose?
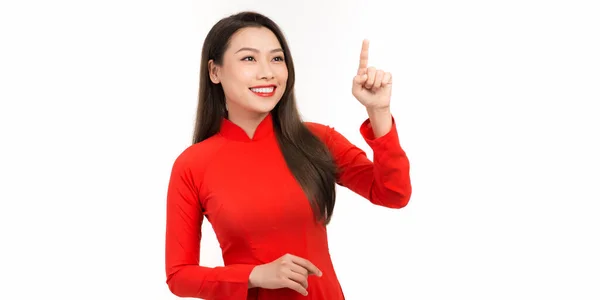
[257,60,274,80]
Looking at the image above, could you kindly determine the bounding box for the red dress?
[165,113,411,299]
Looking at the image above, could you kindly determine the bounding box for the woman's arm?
[306,113,412,208]
[366,107,393,138]
[165,153,255,299]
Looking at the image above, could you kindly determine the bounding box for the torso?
[187,114,345,299]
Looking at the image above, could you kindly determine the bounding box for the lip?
[249,85,276,97]
[249,84,277,89]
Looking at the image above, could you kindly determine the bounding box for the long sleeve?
[309,116,412,208]
[165,153,255,299]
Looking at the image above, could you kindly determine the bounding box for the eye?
[241,56,284,62]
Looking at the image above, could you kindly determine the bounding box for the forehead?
[227,27,282,52]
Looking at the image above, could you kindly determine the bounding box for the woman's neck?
[226,109,270,140]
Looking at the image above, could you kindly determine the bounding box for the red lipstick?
[249,85,276,97]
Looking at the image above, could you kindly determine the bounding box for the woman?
[165,11,412,300]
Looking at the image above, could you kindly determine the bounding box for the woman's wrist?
[366,106,393,138]
[248,265,259,289]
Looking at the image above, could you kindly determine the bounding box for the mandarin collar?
[218,113,275,142]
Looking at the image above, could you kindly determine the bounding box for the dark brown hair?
[192,11,338,225]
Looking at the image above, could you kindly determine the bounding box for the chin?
[249,96,283,113]
[250,102,279,114]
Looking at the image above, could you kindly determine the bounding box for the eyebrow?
[235,47,284,54]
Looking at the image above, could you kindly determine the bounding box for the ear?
[208,59,221,84]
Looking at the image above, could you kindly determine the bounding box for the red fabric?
[165,113,411,299]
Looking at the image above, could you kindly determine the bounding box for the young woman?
[165,11,412,300]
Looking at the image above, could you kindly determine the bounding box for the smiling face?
[208,26,288,120]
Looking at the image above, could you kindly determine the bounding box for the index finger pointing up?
[357,39,369,75]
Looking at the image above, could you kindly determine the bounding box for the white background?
[1,0,599,299]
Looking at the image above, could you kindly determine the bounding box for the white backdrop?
[1,0,599,299]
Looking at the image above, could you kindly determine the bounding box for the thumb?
[353,73,368,86]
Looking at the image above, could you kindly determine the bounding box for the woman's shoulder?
[171,135,226,172]
[303,121,333,140]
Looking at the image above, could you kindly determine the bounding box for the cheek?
[277,68,289,84]
[222,69,253,96]
[238,69,255,82]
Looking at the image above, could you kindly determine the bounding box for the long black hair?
[192,11,339,225]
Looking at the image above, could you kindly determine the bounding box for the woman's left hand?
[352,39,392,110]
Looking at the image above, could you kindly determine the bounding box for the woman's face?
[209,26,288,119]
